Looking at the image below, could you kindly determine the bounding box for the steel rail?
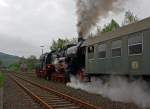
[14,74,101,109]
[9,74,54,109]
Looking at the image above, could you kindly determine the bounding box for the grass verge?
[0,71,5,88]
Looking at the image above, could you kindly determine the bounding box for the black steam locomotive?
[35,39,86,83]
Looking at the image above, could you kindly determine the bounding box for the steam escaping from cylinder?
[67,76,150,108]
[76,0,126,38]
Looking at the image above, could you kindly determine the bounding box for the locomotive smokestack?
[76,0,127,38]
[78,31,84,42]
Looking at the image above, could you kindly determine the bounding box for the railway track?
[8,74,100,109]
[3,75,42,109]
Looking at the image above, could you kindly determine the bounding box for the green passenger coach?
[84,17,150,78]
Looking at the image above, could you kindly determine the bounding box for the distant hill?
[0,52,20,67]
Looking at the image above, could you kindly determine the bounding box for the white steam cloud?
[67,76,150,108]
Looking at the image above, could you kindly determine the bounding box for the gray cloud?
[0,0,77,57]
[0,0,149,57]
[0,34,40,57]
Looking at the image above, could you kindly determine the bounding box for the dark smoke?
[76,0,125,38]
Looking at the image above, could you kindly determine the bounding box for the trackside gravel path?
[3,75,41,109]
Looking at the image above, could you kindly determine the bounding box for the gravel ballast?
[17,72,148,109]
[3,75,42,109]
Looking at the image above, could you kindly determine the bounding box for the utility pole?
[40,45,44,55]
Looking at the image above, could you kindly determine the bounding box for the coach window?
[128,34,143,55]
[88,46,94,59]
[98,44,106,58]
[112,40,122,57]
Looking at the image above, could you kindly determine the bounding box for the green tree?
[102,19,120,33]
[0,60,2,67]
[122,10,139,26]
[27,55,37,60]
[26,55,37,71]
[8,55,38,71]
[8,62,20,71]
[0,71,5,87]
[50,38,70,51]
[8,57,24,71]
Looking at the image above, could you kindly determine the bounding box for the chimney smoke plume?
[76,0,125,38]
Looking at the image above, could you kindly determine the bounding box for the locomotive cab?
[66,40,86,81]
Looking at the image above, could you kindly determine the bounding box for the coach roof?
[85,17,150,46]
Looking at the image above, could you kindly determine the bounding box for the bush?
[0,71,5,87]
[8,63,20,71]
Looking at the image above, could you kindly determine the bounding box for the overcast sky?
[0,0,149,58]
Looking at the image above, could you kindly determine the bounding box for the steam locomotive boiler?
[35,40,86,83]
[36,52,55,79]
[65,38,86,80]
